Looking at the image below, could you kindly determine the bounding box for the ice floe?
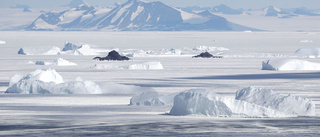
[6,68,102,94]
[262,58,320,70]
[295,48,320,58]
[35,58,77,66]
[169,87,315,117]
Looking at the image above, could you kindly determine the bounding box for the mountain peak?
[63,0,89,8]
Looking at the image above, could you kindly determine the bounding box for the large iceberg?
[169,89,285,117]
[262,58,320,70]
[6,68,102,94]
[18,46,61,55]
[236,87,315,116]
[295,48,320,58]
[169,88,315,117]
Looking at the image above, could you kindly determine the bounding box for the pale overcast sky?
[1,0,319,9]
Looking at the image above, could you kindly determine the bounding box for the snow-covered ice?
[6,68,102,94]
[262,58,320,70]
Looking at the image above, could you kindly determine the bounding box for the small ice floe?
[91,61,163,70]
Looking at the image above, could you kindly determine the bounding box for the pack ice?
[169,88,315,117]
[6,68,102,94]
[262,58,320,70]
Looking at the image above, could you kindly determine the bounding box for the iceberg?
[169,88,315,117]
[125,62,163,70]
[169,89,285,117]
[0,40,5,45]
[18,46,61,55]
[295,48,320,58]
[235,87,315,116]
[262,58,320,70]
[130,91,164,106]
[5,69,102,94]
[61,42,100,55]
[36,58,77,66]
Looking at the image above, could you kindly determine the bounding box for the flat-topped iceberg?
[6,68,102,94]
[262,58,320,70]
[18,46,61,55]
[169,87,315,117]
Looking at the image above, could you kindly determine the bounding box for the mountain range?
[26,0,256,31]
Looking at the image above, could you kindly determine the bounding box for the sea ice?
[262,58,320,70]
[5,68,102,94]
[295,48,320,58]
[18,46,61,55]
[236,87,315,116]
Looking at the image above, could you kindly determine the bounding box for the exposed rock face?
[192,52,223,58]
[94,50,130,61]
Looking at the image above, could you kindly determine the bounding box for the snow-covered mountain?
[26,0,255,31]
[211,4,243,15]
[63,0,89,8]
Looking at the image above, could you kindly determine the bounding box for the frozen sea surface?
[0,31,320,136]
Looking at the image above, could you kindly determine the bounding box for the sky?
[1,0,320,9]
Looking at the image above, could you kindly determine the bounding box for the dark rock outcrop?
[193,52,223,58]
[93,50,130,61]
